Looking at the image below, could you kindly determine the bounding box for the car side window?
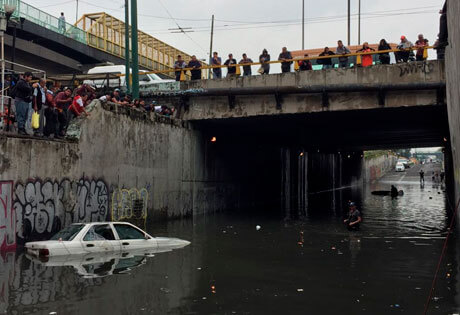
[114,224,146,240]
[83,224,116,241]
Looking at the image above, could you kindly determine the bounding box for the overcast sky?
[27,0,444,71]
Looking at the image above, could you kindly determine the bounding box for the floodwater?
[3,163,458,314]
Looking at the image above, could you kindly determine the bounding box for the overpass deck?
[158,60,445,121]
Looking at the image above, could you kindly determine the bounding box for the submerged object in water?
[371,190,404,196]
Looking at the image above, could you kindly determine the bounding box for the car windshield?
[148,73,162,81]
[50,224,84,241]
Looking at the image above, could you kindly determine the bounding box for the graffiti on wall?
[111,188,148,221]
[13,178,109,241]
[0,181,16,251]
[398,62,434,77]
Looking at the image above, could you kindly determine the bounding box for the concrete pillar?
[281,148,291,218]
[331,154,336,211]
[297,151,308,217]
[339,153,343,211]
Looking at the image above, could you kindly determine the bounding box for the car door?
[113,224,157,252]
[81,224,121,254]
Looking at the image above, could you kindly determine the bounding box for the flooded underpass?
[3,162,458,314]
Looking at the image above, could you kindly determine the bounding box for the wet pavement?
[3,162,458,314]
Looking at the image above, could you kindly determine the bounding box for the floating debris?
[256,225,261,231]
[160,288,171,294]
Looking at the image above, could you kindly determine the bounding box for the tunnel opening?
[192,105,451,219]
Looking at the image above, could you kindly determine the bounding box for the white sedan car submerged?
[25,222,190,259]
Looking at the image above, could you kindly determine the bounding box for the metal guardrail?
[0,0,87,44]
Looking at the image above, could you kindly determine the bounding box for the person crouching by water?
[344,202,362,231]
[391,185,399,198]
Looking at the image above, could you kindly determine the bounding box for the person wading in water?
[344,202,362,231]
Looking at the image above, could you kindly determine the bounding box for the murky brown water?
[2,163,457,314]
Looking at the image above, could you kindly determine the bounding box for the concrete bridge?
[153,60,447,151]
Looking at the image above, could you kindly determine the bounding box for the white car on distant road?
[395,162,405,172]
[25,222,190,259]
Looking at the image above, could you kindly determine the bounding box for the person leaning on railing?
[395,35,413,63]
[318,47,335,69]
[174,55,187,82]
[378,39,392,65]
[239,53,253,76]
[298,54,313,71]
[224,53,238,78]
[356,42,375,67]
[211,52,222,79]
[336,40,351,68]
[259,49,271,75]
[278,47,293,73]
[415,34,429,62]
[187,55,202,81]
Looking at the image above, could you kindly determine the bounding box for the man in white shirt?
[58,13,66,33]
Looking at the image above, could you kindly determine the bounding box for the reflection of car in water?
[25,246,173,278]
[395,162,405,172]
[25,222,190,259]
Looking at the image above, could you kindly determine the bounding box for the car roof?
[88,65,147,74]
[70,222,133,226]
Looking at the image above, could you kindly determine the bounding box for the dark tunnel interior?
[191,105,451,218]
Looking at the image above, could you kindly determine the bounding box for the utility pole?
[208,15,214,79]
[302,0,305,50]
[358,0,361,45]
[347,0,350,46]
[76,0,79,23]
[124,0,130,94]
[131,0,139,99]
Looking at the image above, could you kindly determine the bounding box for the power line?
[78,0,210,21]
[146,10,437,34]
[141,6,437,33]
[155,0,207,54]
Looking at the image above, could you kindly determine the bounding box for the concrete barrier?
[0,100,239,244]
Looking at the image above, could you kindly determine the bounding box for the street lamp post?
[347,0,351,46]
[0,4,16,130]
[358,0,361,45]
[302,0,305,50]
[130,0,139,99]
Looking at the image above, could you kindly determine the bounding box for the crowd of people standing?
[173,32,443,81]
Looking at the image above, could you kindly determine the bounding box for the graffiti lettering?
[13,178,109,241]
[111,188,148,221]
[398,62,434,77]
[0,181,16,250]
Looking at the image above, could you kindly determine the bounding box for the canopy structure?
[76,12,200,79]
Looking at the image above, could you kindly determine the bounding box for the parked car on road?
[395,162,405,172]
[25,222,190,259]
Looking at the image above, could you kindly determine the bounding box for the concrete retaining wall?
[362,154,398,183]
[446,0,460,203]
[0,101,238,246]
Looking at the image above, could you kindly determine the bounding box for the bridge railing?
[134,46,438,80]
[0,0,87,44]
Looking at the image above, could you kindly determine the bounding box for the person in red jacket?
[357,42,375,67]
[298,54,313,71]
[68,93,90,122]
